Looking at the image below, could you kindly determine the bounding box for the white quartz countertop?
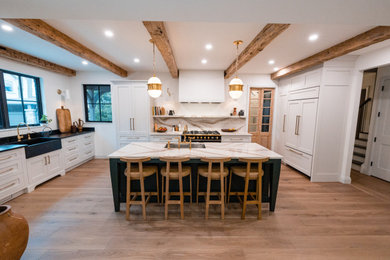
[150,132,181,136]
[109,142,282,159]
[150,131,252,136]
[220,132,252,136]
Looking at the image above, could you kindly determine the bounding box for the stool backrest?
[120,157,151,175]
[201,157,231,176]
[160,157,190,174]
[238,157,269,179]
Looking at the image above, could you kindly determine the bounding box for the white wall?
[0,57,71,138]
[69,71,276,157]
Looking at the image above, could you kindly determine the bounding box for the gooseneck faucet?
[17,122,31,142]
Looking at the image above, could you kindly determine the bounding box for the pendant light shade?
[147,39,162,98]
[229,40,244,100]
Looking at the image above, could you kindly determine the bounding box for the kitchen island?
[108,142,282,212]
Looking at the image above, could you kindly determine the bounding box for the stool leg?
[227,171,232,204]
[190,173,192,205]
[225,176,228,204]
[258,175,262,220]
[205,175,211,220]
[242,176,249,220]
[140,175,146,220]
[165,175,170,220]
[156,172,160,204]
[179,175,184,220]
[196,173,199,204]
[161,176,165,205]
[126,175,131,221]
[220,175,225,220]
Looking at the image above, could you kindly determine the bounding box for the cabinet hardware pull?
[283,114,286,132]
[86,151,92,154]
[70,156,78,162]
[44,156,47,165]
[133,118,135,130]
[296,115,301,135]
[129,118,132,130]
[0,181,17,191]
[0,167,13,175]
[69,147,77,151]
[0,155,12,161]
[85,142,92,145]
[48,155,51,164]
[68,139,76,143]
[288,148,303,156]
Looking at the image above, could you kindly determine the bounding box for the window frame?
[0,69,43,129]
[83,84,112,123]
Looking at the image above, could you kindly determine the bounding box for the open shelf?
[152,115,246,119]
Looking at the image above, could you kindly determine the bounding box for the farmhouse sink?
[165,143,206,149]
[11,137,62,158]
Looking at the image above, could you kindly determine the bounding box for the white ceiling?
[1,0,390,25]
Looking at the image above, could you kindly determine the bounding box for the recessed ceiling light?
[82,60,88,65]
[268,60,275,65]
[205,44,213,50]
[273,67,279,72]
[104,30,114,38]
[133,58,140,63]
[308,34,319,42]
[201,59,207,64]
[1,24,13,32]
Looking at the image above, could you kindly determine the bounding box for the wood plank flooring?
[6,159,390,259]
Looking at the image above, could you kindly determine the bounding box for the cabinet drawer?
[0,159,24,182]
[62,137,78,147]
[119,135,148,141]
[0,174,25,200]
[82,148,94,160]
[65,153,80,169]
[150,136,180,142]
[221,136,251,143]
[81,134,94,141]
[63,144,79,156]
[289,87,319,100]
[0,149,23,164]
[284,146,312,176]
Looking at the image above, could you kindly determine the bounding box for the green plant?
[40,114,52,123]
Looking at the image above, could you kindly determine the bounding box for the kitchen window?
[83,84,112,122]
[0,69,43,129]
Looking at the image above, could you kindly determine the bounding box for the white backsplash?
[154,117,247,132]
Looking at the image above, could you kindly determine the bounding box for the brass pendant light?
[147,39,162,98]
[229,40,244,99]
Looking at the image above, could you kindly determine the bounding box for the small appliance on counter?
[168,110,175,116]
[238,109,244,116]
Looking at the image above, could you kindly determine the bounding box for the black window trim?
[83,84,112,123]
[0,68,43,129]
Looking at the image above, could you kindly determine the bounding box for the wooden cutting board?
[56,106,72,133]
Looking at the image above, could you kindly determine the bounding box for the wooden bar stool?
[160,157,191,220]
[197,157,231,219]
[228,157,269,220]
[120,157,159,221]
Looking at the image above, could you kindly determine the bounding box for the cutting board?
[56,106,72,133]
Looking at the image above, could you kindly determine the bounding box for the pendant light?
[229,40,244,99]
[147,39,162,98]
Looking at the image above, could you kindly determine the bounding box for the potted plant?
[40,114,52,125]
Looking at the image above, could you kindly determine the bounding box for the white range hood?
[178,70,225,103]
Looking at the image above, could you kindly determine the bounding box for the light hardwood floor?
[6,159,390,259]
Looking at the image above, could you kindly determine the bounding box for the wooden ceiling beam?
[224,23,290,79]
[3,19,128,77]
[0,45,76,76]
[271,26,390,80]
[143,21,179,78]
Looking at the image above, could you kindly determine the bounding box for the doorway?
[248,88,274,149]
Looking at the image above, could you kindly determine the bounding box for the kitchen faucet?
[17,122,31,142]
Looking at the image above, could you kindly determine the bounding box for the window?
[83,84,112,122]
[0,69,43,129]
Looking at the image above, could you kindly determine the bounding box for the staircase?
[352,132,368,172]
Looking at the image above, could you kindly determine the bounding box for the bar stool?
[160,157,191,220]
[120,157,159,221]
[197,157,231,219]
[228,157,269,220]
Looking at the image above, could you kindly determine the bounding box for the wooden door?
[371,79,390,182]
[248,88,274,148]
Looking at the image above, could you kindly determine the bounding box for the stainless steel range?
[182,130,221,142]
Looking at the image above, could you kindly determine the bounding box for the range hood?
[178,70,225,103]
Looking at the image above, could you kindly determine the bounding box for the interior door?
[116,85,132,136]
[131,83,149,136]
[371,79,390,181]
[285,100,300,150]
[298,99,318,155]
[248,88,274,149]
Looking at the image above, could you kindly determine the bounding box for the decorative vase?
[0,205,29,259]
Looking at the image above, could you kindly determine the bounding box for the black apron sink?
[12,137,62,158]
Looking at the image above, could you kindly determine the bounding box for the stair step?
[359,132,369,139]
[353,155,365,163]
[353,152,366,158]
[352,159,363,166]
[351,163,361,172]
[354,144,367,149]
[354,147,366,154]
[355,139,367,147]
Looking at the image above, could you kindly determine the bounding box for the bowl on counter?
[221,128,237,132]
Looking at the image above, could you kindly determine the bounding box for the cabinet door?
[131,84,149,136]
[116,85,132,136]
[285,100,301,150]
[276,93,288,155]
[297,99,318,155]
[27,155,47,184]
[47,151,62,176]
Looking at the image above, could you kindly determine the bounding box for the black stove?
[182,130,221,142]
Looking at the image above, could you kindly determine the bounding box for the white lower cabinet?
[26,150,64,192]
[221,135,252,143]
[62,133,95,171]
[284,146,313,176]
[0,149,27,203]
[149,135,181,142]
